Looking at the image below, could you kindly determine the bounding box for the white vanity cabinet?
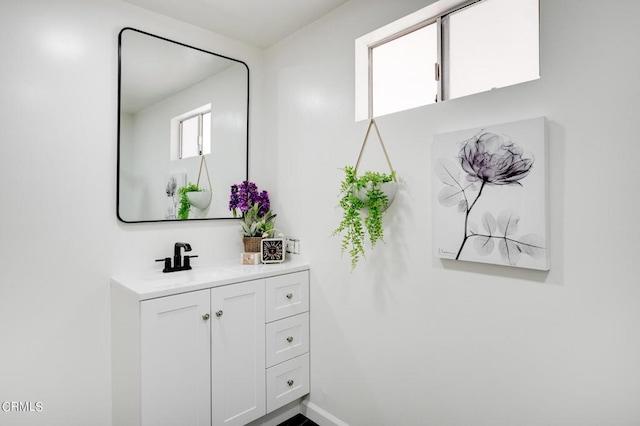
[210,280,265,426]
[264,273,310,413]
[111,262,309,426]
[140,289,212,426]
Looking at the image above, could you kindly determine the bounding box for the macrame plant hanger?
[353,118,398,210]
[187,154,213,209]
[196,155,212,191]
[354,118,396,179]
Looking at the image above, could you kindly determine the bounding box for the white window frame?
[355,0,539,121]
[179,111,208,159]
[170,104,211,161]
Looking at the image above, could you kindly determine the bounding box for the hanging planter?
[356,179,398,212]
[178,183,201,219]
[178,155,212,219]
[186,191,211,210]
[187,155,212,208]
[333,118,398,270]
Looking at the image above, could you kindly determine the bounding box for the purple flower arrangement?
[229,181,270,217]
[229,181,276,237]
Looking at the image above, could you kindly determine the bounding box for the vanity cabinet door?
[140,289,211,426]
[211,280,266,426]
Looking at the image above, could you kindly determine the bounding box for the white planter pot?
[187,190,212,209]
[356,181,397,212]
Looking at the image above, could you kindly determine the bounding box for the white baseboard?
[301,399,349,426]
[247,400,301,426]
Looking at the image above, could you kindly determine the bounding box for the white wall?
[264,0,640,425]
[0,1,264,425]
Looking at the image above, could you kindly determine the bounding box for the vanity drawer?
[266,312,309,368]
[265,271,309,322]
[266,353,310,413]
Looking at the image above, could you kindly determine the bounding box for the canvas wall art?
[432,117,549,270]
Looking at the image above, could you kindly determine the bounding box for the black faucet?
[174,242,191,268]
[156,242,198,273]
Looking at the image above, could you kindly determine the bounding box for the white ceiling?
[120,0,348,48]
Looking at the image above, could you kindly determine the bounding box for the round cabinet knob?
[215,310,223,317]
[287,379,294,387]
[286,336,294,343]
[286,293,293,300]
[202,313,210,320]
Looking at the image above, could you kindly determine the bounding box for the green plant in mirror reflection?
[177,183,203,220]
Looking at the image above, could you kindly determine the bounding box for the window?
[179,111,211,159]
[444,0,540,99]
[370,23,438,117]
[170,104,212,160]
[356,0,539,120]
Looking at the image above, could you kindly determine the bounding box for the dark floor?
[276,413,319,426]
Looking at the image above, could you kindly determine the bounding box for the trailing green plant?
[177,183,202,220]
[332,166,396,270]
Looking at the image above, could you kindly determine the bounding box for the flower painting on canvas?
[432,117,549,270]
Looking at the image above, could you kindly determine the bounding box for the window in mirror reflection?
[177,105,211,159]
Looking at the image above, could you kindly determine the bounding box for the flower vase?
[242,236,262,253]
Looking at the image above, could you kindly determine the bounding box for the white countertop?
[111,258,310,301]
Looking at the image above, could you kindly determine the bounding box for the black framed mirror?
[117,28,249,223]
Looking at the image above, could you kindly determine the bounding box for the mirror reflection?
[118,27,248,223]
